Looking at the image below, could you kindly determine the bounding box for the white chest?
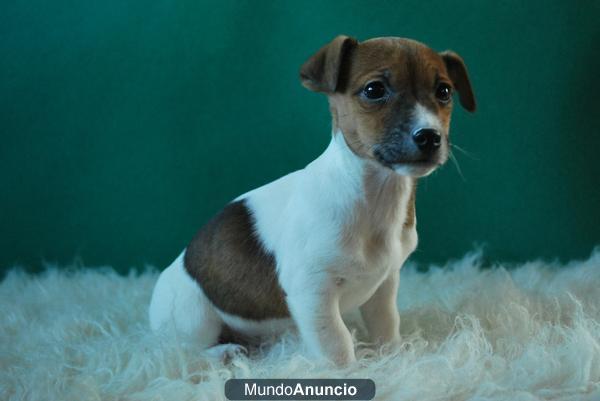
[336,222,416,313]
[245,132,417,312]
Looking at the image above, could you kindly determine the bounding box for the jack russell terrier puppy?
[149,35,476,365]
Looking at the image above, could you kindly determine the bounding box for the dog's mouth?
[374,151,447,178]
[391,160,443,177]
[373,142,447,177]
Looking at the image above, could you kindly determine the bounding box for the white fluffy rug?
[2,250,600,401]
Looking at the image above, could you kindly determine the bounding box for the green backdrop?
[1,0,599,273]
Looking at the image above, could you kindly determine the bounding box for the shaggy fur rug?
[1,250,599,401]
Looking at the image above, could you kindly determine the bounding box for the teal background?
[1,0,599,272]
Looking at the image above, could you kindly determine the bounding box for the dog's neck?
[308,131,416,250]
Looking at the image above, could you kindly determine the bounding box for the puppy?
[149,35,476,365]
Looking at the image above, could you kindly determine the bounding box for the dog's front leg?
[360,269,401,346]
[288,287,355,366]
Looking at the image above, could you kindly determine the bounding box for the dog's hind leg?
[149,252,222,348]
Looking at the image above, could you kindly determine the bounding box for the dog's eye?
[363,81,387,100]
[435,83,452,103]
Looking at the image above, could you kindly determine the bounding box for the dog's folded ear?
[440,51,476,112]
[300,35,358,93]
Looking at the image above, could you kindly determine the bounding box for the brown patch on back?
[184,200,290,320]
[341,166,413,261]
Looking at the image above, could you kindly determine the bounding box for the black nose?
[412,129,442,152]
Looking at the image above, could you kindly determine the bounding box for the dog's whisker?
[449,151,466,182]
[450,143,478,160]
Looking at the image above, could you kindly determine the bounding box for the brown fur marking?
[184,200,290,320]
[403,179,417,228]
[440,51,476,112]
[299,35,358,93]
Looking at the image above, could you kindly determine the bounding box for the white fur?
[413,103,443,132]
[244,131,414,313]
[150,130,416,364]
[3,250,600,400]
[148,252,221,348]
[216,310,293,338]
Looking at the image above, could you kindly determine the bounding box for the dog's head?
[300,36,476,177]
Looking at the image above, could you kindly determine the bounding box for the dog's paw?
[379,336,403,354]
[204,343,248,363]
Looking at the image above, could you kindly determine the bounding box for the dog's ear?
[300,35,358,93]
[440,51,476,112]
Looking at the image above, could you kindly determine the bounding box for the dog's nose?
[412,129,442,152]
